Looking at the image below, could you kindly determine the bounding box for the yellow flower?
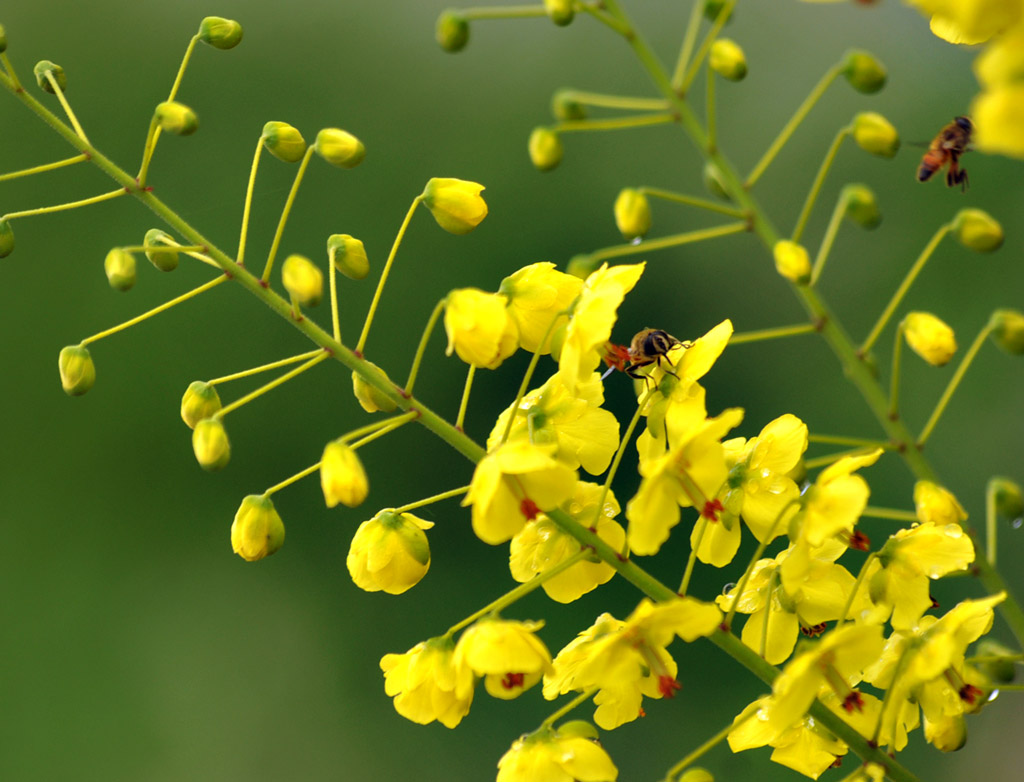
[351,361,398,414]
[903,312,957,366]
[558,262,645,391]
[380,636,475,728]
[320,439,369,508]
[509,482,625,603]
[444,288,519,369]
[347,509,434,594]
[773,240,811,284]
[488,371,619,475]
[908,0,1021,44]
[914,480,967,525]
[709,38,747,81]
[230,494,285,561]
[455,618,552,699]
[626,408,743,556]
[463,441,578,545]
[499,261,582,354]
[421,177,488,234]
[497,726,617,782]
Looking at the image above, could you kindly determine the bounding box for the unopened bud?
[154,101,198,136]
[328,233,369,280]
[975,639,1017,683]
[953,208,1003,252]
[315,128,365,169]
[58,345,95,396]
[551,90,586,121]
[679,770,715,782]
[914,480,967,525]
[347,509,433,594]
[709,39,747,81]
[436,10,469,52]
[353,363,398,414]
[321,439,369,508]
[262,121,307,163]
[614,188,652,240]
[702,161,731,200]
[0,219,14,258]
[544,0,575,26]
[903,312,956,366]
[180,380,222,429]
[990,309,1024,354]
[421,177,488,235]
[0,25,7,54]
[843,50,887,94]
[144,228,179,272]
[33,60,66,93]
[991,477,1024,519]
[231,494,285,562]
[192,418,230,471]
[773,240,811,284]
[703,0,733,23]
[566,254,600,279]
[102,248,136,291]
[528,127,563,171]
[557,721,600,740]
[842,183,881,229]
[282,254,323,306]
[198,16,243,50]
[852,112,900,157]
[925,712,966,752]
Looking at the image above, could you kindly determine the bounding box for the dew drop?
[630,237,642,246]
[988,688,1001,703]
[722,582,736,595]
[1012,518,1023,530]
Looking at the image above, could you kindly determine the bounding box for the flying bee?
[603,328,687,381]
[917,115,972,191]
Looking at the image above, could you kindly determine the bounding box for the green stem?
[706,65,716,152]
[262,146,315,283]
[603,388,656,557]
[2,188,125,220]
[639,186,745,218]
[460,5,547,20]
[357,196,422,353]
[498,311,564,445]
[0,153,86,181]
[540,688,599,729]
[810,188,848,286]
[405,298,447,395]
[669,0,705,91]
[555,89,668,111]
[45,71,89,142]
[207,349,323,385]
[455,364,476,432]
[745,63,844,188]
[339,414,412,445]
[589,221,748,263]
[792,126,849,244]
[889,320,904,420]
[660,714,750,782]
[987,478,998,565]
[804,448,874,470]
[679,0,735,94]
[862,506,917,522]
[136,115,161,186]
[577,3,631,35]
[729,322,816,345]
[215,352,329,419]
[236,136,263,267]
[555,112,676,133]
[1,52,23,89]
[678,520,703,596]
[861,223,951,356]
[393,485,470,514]
[329,253,341,341]
[918,320,995,446]
[349,411,418,450]
[264,461,321,497]
[835,552,877,630]
[808,433,891,449]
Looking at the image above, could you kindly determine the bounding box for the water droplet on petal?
[630,237,642,246]
[722,582,736,595]
[988,688,1001,702]
[1012,518,1023,530]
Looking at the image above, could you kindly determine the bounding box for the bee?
[603,328,686,380]
[917,115,972,191]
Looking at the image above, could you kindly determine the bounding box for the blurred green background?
[2,1,1022,780]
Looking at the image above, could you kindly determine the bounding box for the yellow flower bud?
[328,233,370,280]
[321,439,369,508]
[953,208,1003,252]
[436,9,469,53]
[913,480,967,526]
[543,0,575,26]
[773,240,811,284]
[103,248,136,291]
[614,188,652,241]
[444,288,519,369]
[528,127,563,171]
[33,60,66,93]
[704,0,733,23]
[231,494,285,562]
[991,477,1024,519]
[924,712,966,753]
[679,770,714,782]
[314,128,365,169]
[180,381,222,429]
[551,90,586,121]
[566,254,600,280]
[198,16,243,50]
[347,509,434,594]
[282,254,323,306]
[903,312,956,366]
[702,161,731,200]
[58,345,95,396]
[843,50,887,94]
[842,183,881,229]
[852,112,900,157]
[154,101,198,136]
[261,121,307,163]
[976,638,1018,683]
[990,309,1024,354]
[0,24,7,54]
[421,177,488,235]
[192,418,231,471]
[352,361,398,414]
[144,228,179,272]
[0,219,14,258]
[709,39,747,81]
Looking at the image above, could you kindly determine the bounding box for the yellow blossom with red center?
[499,262,582,355]
[455,618,552,700]
[380,636,475,728]
[497,725,618,782]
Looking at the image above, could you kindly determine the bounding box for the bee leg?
[656,356,680,380]
[956,168,969,192]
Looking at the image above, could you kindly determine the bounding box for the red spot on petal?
[658,675,682,698]
[848,530,871,551]
[829,757,843,769]
[502,672,525,690]
[701,499,724,521]
[959,684,983,704]
[800,622,827,638]
[520,499,541,520]
[930,595,941,609]
[842,691,865,713]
